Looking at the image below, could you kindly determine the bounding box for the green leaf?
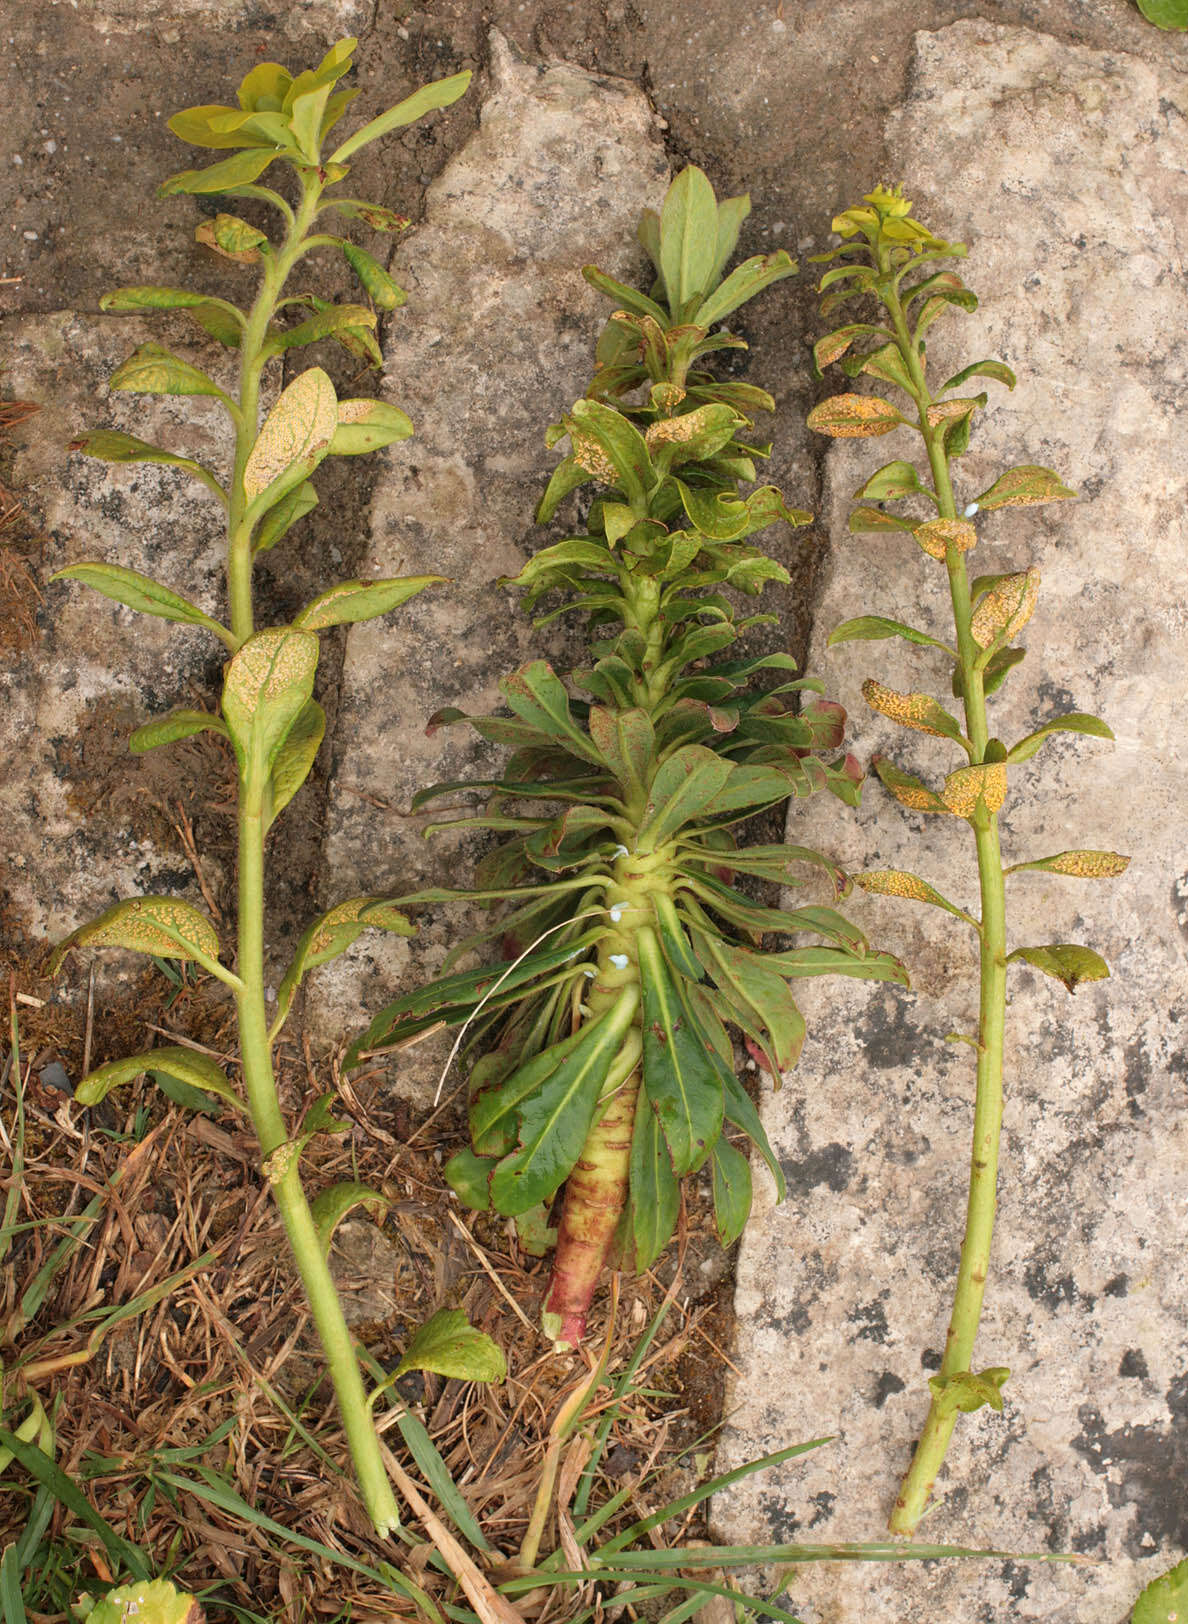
[806,394,905,438]
[394,1307,506,1383]
[940,358,1016,392]
[581,265,669,325]
[68,428,221,485]
[109,342,224,399]
[1136,0,1188,25]
[927,1366,1010,1417]
[221,626,320,780]
[76,1045,242,1115]
[341,242,406,310]
[763,945,909,986]
[628,1099,680,1271]
[871,756,947,814]
[637,746,733,852]
[312,1181,387,1257]
[645,403,742,471]
[76,1579,199,1624]
[853,342,914,392]
[444,1146,494,1212]
[536,454,590,523]
[827,615,951,652]
[489,993,639,1214]
[1007,943,1110,992]
[253,480,317,553]
[854,460,928,503]
[1005,712,1114,764]
[721,1069,785,1201]
[566,398,655,508]
[267,698,325,823]
[269,302,377,354]
[695,250,797,328]
[674,479,749,541]
[330,398,413,456]
[330,70,472,163]
[955,645,1026,699]
[973,465,1076,510]
[637,928,726,1176]
[185,301,245,348]
[237,60,294,113]
[588,705,653,801]
[659,165,719,310]
[51,563,232,646]
[847,505,914,534]
[243,367,338,518]
[201,211,268,258]
[129,708,229,754]
[159,146,280,197]
[696,934,806,1072]
[49,897,223,976]
[1132,1558,1188,1623]
[276,896,414,1028]
[289,81,334,160]
[652,891,703,983]
[329,198,411,231]
[500,660,606,768]
[294,574,442,632]
[1004,849,1130,880]
[100,285,215,311]
[710,1138,753,1246]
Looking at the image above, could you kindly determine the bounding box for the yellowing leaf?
[914,517,976,560]
[970,569,1040,649]
[221,626,319,778]
[806,394,905,438]
[941,763,1007,819]
[861,680,962,742]
[243,367,337,505]
[1006,849,1130,879]
[49,897,222,975]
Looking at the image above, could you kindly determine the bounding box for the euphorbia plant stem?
[808,186,1126,1535]
[48,39,472,1537]
[353,166,908,1350]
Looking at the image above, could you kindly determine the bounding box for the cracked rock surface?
[715,24,1188,1624]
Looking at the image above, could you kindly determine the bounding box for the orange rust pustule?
[543,1070,641,1349]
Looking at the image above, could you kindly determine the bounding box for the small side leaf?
[49,897,223,976]
[1007,944,1110,992]
[393,1307,506,1384]
[828,615,951,652]
[806,394,905,438]
[330,398,414,456]
[1005,850,1130,880]
[294,575,443,630]
[129,709,229,754]
[973,465,1076,510]
[52,562,232,645]
[854,870,978,927]
[109,343,224,399]
[710,1138,753,1247]
[312,1182,388,1257]
[1005,713,1114,764]
[76,1045,241,1113]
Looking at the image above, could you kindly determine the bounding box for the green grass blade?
[595,1439,832,1557]
[1,1545,28,1624]
[0,1428,150,1581]
[392,1405,492,1553]
[157,1467,443,1621]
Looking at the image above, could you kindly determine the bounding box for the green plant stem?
[882,277,1009,1536]
[236,791,401,1536]
[227,177,323,645]
[221,172,401,1534]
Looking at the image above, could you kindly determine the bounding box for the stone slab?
[715,22,1188,1624]
[305,31,669,1083]
[1,312,253,952]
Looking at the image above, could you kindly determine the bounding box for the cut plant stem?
[878,255,1008,1538]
